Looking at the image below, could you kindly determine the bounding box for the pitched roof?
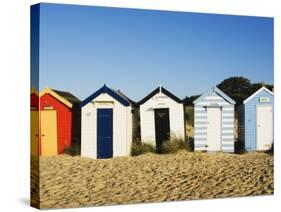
[138,86,182,105]
[80,85,134,107]
[114,89,138,107]
[52,89,81,105]
[193,86,236,105]
[40,87,80,108]
[30,86,39,96]
[243,86,273,104]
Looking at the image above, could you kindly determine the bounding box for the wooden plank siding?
[194,87,235,152]
[139,87,185,147]
[239,88,274,151]
[81,86,136,159]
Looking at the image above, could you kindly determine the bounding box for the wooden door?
[257,106,273,150]
[97,109,113,159]
[31,111,39,156]
[154,108,170,150]
[41,111,58,156]
[207,107,222,151]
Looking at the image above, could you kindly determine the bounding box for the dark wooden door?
[97,108,113,158]
[154,108,170,150]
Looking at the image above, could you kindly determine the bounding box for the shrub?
[157,140,178,154]
[131,142,155,156]
[131,136,193,156]
[158,136,192,154]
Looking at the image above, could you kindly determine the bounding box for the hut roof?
[80,85,134,107]
[40,87,80,108]
[138,86,182,105]
[243,86,273,104]
[52,89,81,105]
[193,86,236,105]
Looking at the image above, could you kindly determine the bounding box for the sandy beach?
[33,151,273,209]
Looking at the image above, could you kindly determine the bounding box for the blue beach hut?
[238,87,274,151]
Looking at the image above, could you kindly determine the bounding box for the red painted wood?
[40,94,72,154]
[30,93,40,155]
[30,93,39,111]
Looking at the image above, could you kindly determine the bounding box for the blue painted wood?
[194,87,235,152]
[97,109,113,159]
[243,88,274,151]
[193,86,236,104]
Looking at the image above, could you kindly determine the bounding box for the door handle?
[42,134,45,137]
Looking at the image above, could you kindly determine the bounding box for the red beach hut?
[30,87,39,156]
[39,88,81,156]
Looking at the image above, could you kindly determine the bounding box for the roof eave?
[80,85,131,107]
[243,86,273,104]
[138,86,182,105]
[40,87,73,108]
[194,86,235,105]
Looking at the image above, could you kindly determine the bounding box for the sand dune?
[32,151,273,209]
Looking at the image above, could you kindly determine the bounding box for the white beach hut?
[81,85,138,159]
[138,86,185,150]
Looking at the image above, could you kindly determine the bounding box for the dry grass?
[32,151,273,209]
[131,142,155,156]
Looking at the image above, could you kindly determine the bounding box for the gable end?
[80,85,131,107]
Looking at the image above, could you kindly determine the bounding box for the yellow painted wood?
[41,110,58,156]
[30,111,39,156]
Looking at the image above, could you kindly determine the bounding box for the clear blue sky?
[37,3,273,101]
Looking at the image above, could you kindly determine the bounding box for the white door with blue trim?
[207,107,222,151]
[256,106,273,150]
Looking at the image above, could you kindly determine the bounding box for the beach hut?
[39,88,81,156]
[238,86,274,151]
[80,85,138,159]
[193,86,235,152]
[30,87,39,156]
[138,86,185,150]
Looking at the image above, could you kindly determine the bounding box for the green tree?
[183,95,200,106]
[249,82,273,94]
[217,77,252,105]
[217,77,273,105]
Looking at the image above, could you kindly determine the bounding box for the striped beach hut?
[81,85,138,159]
[193,86,236,152]
[138,86,185,150]
[238,86,274,151]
